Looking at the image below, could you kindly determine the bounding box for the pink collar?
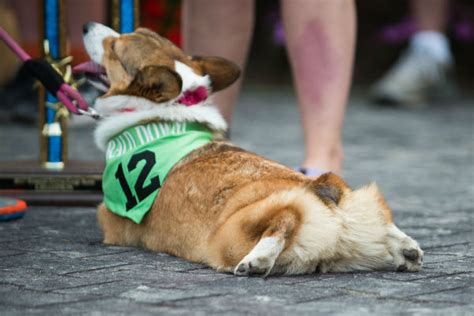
[119,107,137,113]
[177,86,208,106]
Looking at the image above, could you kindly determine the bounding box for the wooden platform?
[0,160,103,206]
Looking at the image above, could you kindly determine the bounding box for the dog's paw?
[387,225,423,272]
[396,248,423,271]
[234,255,275,277]
[233,237,284,277]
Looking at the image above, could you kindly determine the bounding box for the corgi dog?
[76,22,423,276]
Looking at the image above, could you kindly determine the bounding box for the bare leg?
[370,0,452,107]
[410,0,452,64]
[182,0,254,125]
[282,0,356,174]
[412,0,449,32]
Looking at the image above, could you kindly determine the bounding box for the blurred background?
[1,0,473,87]
[0,0,472,171]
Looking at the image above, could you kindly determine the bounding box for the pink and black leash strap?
[0,26,100,119]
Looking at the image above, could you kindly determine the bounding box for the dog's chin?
[73,61,110,92]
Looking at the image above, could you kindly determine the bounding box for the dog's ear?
[126,65,182,102]
[308,172,350,207]
[191,56,240,92]
[102,37,133,91]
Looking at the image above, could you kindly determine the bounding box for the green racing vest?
[102,121,213,224]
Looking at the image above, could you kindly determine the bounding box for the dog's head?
[75,22,240,109]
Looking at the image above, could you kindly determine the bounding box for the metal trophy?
[0,0,140,205]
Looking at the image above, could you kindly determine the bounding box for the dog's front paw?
[387,225,423,272]
[396,247,423,272]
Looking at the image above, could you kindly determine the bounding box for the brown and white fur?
[81,22,423,276]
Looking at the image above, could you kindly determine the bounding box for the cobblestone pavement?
[1,88,473,315]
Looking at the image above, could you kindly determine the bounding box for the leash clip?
[78,107,102,120]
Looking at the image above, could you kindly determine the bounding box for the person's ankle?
[302,146,343,175]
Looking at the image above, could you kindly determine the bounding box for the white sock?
[410,31,452,64]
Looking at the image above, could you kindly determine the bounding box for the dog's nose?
[83,22,96,35]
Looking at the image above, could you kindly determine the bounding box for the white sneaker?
[371,43,455,107]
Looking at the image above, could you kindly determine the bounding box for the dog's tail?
[206,174,350,274]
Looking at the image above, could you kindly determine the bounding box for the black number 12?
[115,150,161,211]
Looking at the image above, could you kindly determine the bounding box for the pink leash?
[0,26,99,118]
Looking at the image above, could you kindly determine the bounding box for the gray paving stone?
[0,89,473,314]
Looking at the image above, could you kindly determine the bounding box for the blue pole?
[120,0,135,33]
[44,0,63,168]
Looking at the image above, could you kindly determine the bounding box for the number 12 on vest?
[115,150,161,211]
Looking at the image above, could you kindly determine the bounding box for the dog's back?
[98,141,309,263]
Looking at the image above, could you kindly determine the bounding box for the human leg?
[412,0,449,32]
[282,0,356,174]
[371,0,453,106]
[410,0,452,64]
[182,0,254,125]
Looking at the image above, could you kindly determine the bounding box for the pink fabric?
[178,86,208,106]
[1,26,91,115]
[119,108,137,113]
[59,84,89,113]
[0,26,30,61]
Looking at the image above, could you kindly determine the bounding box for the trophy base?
[0,160,103,206]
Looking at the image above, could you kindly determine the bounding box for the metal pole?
[109,0,140,33]
[39,0,67,169]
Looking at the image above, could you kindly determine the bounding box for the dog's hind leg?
[233,235,284,277]
[233,209,299,277]
[206,188,309,275]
